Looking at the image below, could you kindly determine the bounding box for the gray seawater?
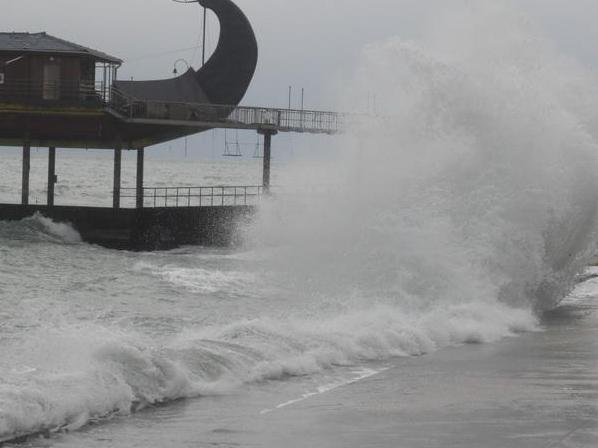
[0,150,539,442]
[0,150,595,447]
[4,3,598,445]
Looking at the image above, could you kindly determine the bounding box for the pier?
[0,0,348,249]
[0,97,345,249]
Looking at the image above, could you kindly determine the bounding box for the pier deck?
[107,88,346,135]
[0,185,264,249]
[0,202,254,250]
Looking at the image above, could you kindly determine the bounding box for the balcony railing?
[108,87,345,135]
[0,79,349,135]
[0,79,110,105]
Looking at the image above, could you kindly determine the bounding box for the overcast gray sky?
[7,0,598,107]
[5,0,598,157]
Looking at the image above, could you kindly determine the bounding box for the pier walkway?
[107,88,346,135]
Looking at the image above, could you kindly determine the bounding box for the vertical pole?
[202,6,207,66]
[288,86,292,110]
[262,132,272,193]
[107,65,111,97]
[103,64,107,102]
[21,143,30,205]
[300,88,305,130]
[113,144,122,209]
[47,147,56,207]
[136,147,145,209]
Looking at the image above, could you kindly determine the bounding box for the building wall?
[0,52,94,101]
[0,52,30,96]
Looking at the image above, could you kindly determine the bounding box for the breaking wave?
[248,1,598,312]
[0,213,81,245]
[0,301,534,442]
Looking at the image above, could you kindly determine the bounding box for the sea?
[2,3,598,447]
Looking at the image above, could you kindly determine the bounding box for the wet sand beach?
[241,292,597,448]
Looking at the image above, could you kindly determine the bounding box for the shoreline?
[244,295,598,448]
[41,289,598,448]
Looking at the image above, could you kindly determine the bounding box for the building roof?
[0,32,122,64]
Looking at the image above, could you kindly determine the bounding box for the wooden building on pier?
[0,32,120,105]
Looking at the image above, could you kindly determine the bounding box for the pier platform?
[0,202,255,250]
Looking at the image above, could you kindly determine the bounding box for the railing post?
[113,142,122,209]
[136,148,145,209]
[47,147,57,207]
[21,143,30,206]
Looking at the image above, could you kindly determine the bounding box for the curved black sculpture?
[196,0,258,105]
[114,0,258,106]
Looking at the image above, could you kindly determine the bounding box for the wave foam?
[0,300,536,442]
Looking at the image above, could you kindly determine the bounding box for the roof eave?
[0,48,122,64]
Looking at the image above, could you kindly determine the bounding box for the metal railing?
[108,87,346,135]
[120,185,264,208]
[0,79,349,134]
[0,79,110,104]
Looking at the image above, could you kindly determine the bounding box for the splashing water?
[0,213,82,245]
[249,1,598,313]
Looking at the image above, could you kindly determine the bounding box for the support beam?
[136,148,145,209]
[262,133,271,192]
[259,129,277,193]
[21,143,30,205]
[47,147,56,207]
[113,144,122,209]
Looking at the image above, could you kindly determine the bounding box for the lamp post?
[173,58,191,75]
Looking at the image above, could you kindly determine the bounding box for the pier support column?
[47,147,56,207]
[258,129,277,193]
[21,143,30,205]
[113,144,122,209]
[136,148,145,209]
